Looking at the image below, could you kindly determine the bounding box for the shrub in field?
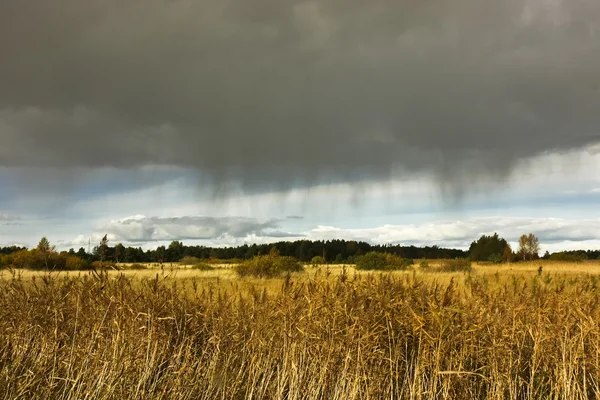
[64,256,90,270]
[3,249,89,270]
[346,255,358,264]
[180,256,202,265]
[192,263,215,271]
[355,252,413,271]
[388,255,413,270]
[311,256,325,266]
[419,258,430,269]
[9,249,40,269]
[236,250,303,278]
[439,258,472,272]
[0,254,14,269]
[355,252,386,270]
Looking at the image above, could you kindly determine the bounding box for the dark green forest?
[0,240,466,265]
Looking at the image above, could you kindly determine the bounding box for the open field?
[4,260,600,289]
[1,260,600,399]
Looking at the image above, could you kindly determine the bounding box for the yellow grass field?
[4,259,599,292]
[1,260,600,399]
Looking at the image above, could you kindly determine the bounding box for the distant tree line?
[88,239,468,264]
[1,235,599,270]
[0,239,465,268]
[546,250,600,262]
[0,238,88,270]
[0,245,26,255]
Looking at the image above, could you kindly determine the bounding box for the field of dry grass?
[9,259,596,282]
[1,260,600,399]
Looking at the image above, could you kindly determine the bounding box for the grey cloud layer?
[81,215,600,251]
[1,0,599,191]
[98,215,299,242]
[0,213,19,225]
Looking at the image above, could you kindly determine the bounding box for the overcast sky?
[1,0,599,252]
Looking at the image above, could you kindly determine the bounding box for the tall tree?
[76,247,87,259]
[37,237,51,253]
[156,246,166,265]
[469,233,508,262]
[502,244,513,263]
[37,237,54,269]
[167,240,184,262]
[518,233,540,261]
[98,235,109,265]
[528,233,540,260]
[114,243,126,263]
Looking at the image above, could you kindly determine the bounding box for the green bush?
[355,252,413,271]
[236,252,303,278]
[419,258,430,269]
[5,250,90,270]
[0,254,14,269]
[311,256,325,266]
[193,263,215,271]
[65,256,90,270]
[487,253,503,264]
[439,258,472,272]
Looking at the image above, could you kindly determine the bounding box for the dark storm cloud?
[1,0,599,192]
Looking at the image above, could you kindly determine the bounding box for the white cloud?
[303,217,600,251]
[539,240,600,254]
[72,215,302,245]
[65,233,118,248]
[63,215,600,253]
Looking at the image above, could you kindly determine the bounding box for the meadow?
[1,260,600,399]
